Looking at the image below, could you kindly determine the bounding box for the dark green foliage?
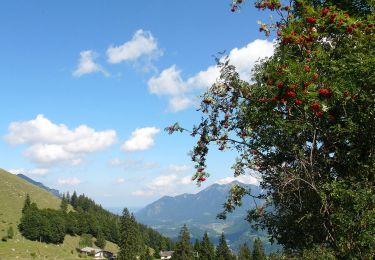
[238,243,252,260]
[215,233,234,260]
[199,232,215,260]
[118,208,144,260]
[141,247,153,260]
[7,226,14,239]
[174,0,375,258]
[22,193,31,214]
[79,233,93,248]
[173,224,194,260]
[252,238,266,260]
[95,230,106,249]
[60,194,68,212]
[18,192,172,252]
[70,191,78,208]
[19,204,65,244]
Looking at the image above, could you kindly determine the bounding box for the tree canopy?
[167,0,375,258]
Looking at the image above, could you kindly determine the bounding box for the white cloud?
[58,177,81,186]
[73,50,109,77]
[5,114,117,166]
[109,157,158,171]
[228,39,274,80]
[8,168,49,176]
[216,174,259,186]
[131,190,154,197]
[148,39,274,112]
[168,96,194,112]
[180,176,193,185]
[148,65,187,96]
[121,127,160,152]
[147,174,178,190]
[167,164,191,174]
[115,178,125,184]
[107,30,160,64]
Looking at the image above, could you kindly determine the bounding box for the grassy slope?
[0,168,119,259]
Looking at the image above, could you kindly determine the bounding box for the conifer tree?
[95,229,106,249]
[215,233,233,260]
[70,191,78,208]
[22,193,31,213]
[238,243,252,260]
[252,238,266,260]
[199,232,215,260]
[60,194,68,212]
[173,224,194,260]
[193,239,201,257]
[118,208,143,260]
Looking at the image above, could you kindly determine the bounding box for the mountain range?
[136,181,279,252]
[17,173,61,198]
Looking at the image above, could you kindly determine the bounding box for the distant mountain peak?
[17,174,61,198]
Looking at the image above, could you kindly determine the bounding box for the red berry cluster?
[255,1,282,10]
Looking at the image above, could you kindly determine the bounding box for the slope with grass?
[0,168,119,259]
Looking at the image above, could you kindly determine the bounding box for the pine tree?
[22,193,31,213]
[60,194,68,212]
[238,243,252,260]
[173,224,194,260]
[199,232,215,260]
[118,208,143,260]
[95,229,106,249]
[252,238,266,260]
[66,192,71,203]
[215,233,233,260]
[70,191,78,208]
[194,239,201,257]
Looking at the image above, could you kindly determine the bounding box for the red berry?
[306,17,317,24]
[315,111,324,117]
[286,91,296,98]
[319,88,329,95]
[277,31,282,36]
[321,7,329,16]
[198,177,206,182]
[304,65,311,72]
[294,99,302,105]
[310,103,321,110]
[277,82,284,89]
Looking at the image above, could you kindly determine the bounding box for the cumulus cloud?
[133,174,194,197]
[148,65,186,96]
[107,30,161,64]
[148,39,274,112]
[216,174,260,186]
[121,127,160,152]
[73,50,109,77]
[5,114,117,166]
[8,168,49,176]
[58,177,81,186]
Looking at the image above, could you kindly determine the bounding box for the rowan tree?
[167,0,375,258]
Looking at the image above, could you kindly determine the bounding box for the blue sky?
[0,0,274,208]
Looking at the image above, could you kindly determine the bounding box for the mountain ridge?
[135,180,279,252]
[17,173,61,198]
